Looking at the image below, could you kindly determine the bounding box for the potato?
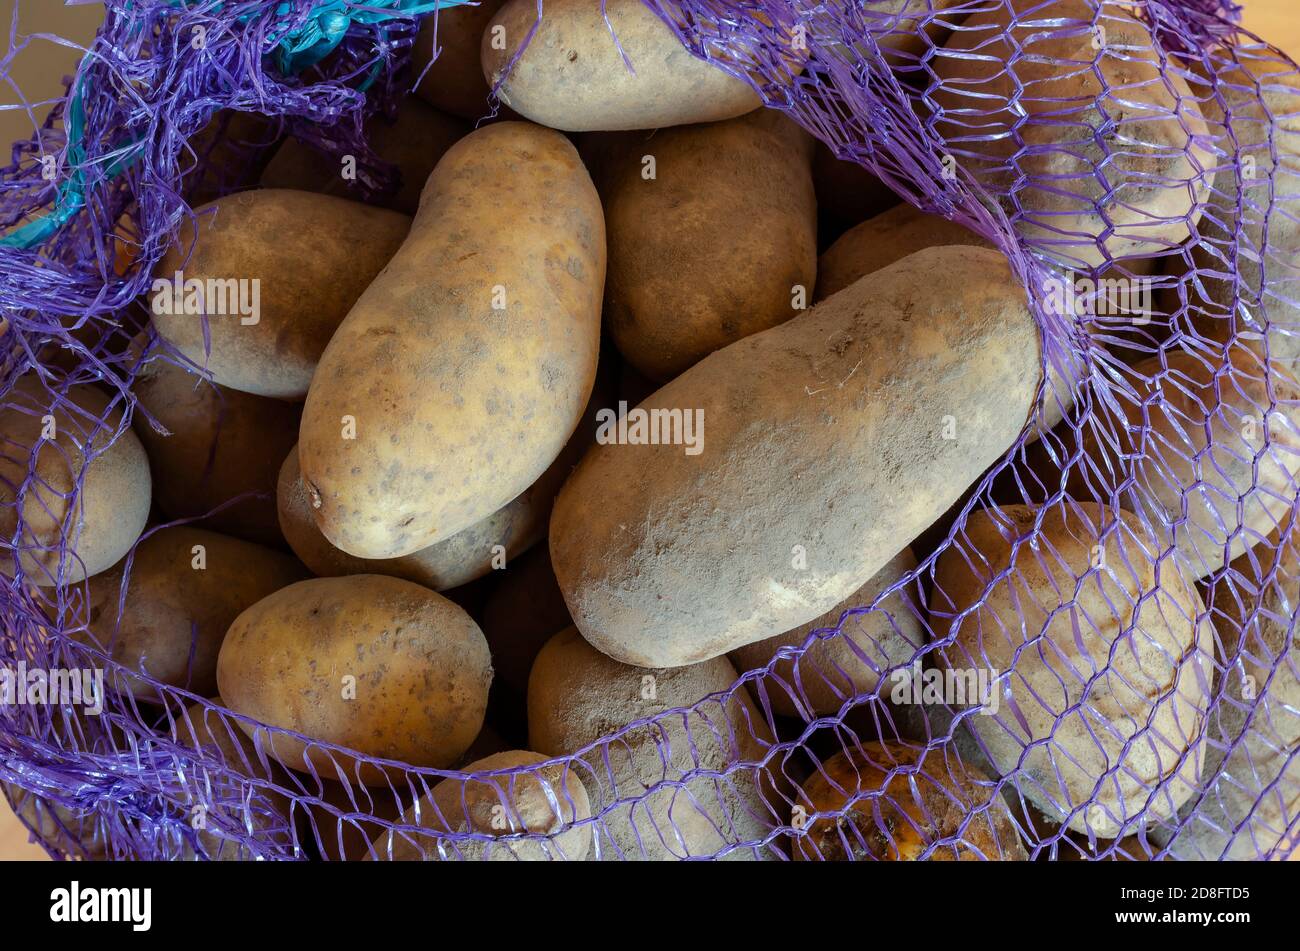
[151,190,409,399]
[832,0,966,61]
[133,352,299,546]
[528,628,780,860]
[730,549,923,720]
[0,380,150,584]
[260,98,467,214]
[217,575,492,785]
[815,203,991,302]
[930,502,1213,837]
[370,751,592,861]
[793,741,1028,860]
[299,122,604,559]
[4,781,107,860]
[482,0,760,132]
[1153,534,1299,860]
[929,0,1214,267]
[80,527,306,701]
[299,777,409,861]
[412,0,507,119]
[593,109,817,381]
[551,245,1040,668]
[1076,343,1300,579]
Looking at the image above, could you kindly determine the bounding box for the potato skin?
[930,503,1213,837]
[929,0,1213,267]
[730,549,923,719]
[482,0,759,132]
[151,190,409,399]
[217,575,493,785]
[133,353,299,547]
[794,742,1028,860]
[260,98,467,215]
[83,527,306,701]
[594,109,817,381]
[528,628,779,860]
[370,750,592,861]
[299,122,605,559]
[0,381,150,585]
[413,0,507,119]
[551,245,1040,668]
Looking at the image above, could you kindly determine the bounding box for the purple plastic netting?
[0,0,1296,861]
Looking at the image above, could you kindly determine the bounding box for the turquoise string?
[1,0,462,249]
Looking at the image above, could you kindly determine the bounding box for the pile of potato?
[5,0,1298,861]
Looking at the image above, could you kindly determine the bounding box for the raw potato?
[413,0,507,119]
[299,122,604,559]
[551,245,1041,668]
[301,778,409,861]
[133,352,300,547]
[152,189,409,399]
[482,0,760,132]
[217,575,493,785]
[794,741,1028,860]
[594,108,817,381]
[370,750,592,861]
[730,548,923,720]
[528,628,780,860]
[929,0,1214,267]
[1154,534,1299,860]
[0,380,150,585]
[260,98,467,215]
[930,503,1213,838]
[82,527,306,701]
[1077,344,1300,579]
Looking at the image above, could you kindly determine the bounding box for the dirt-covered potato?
[370,750,592,861]
[551,245,1040,668]
[730,549,923,720]
[133,352,299,547]
[80,527,306,700]
[260,98,467,215]
[1076,343,1300,579]
[217,575,493,785]
[482,0,760,132]
[930,503,1213,838]
[151,190,409,399]
[793,741,1028,860]
[592,109,817,381]
[412,0,507,119]
[299,777,410,862]
[528,628,780,860]
[0,380,150,585]
[1154,533,1299,860]
[299,122,604,560]
[929,0,1214,267]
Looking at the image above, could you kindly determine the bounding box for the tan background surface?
[0,0,1296,860]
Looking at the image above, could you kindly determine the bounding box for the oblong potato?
[551,245,1041,668]
[133,352,300,546]
[929,0,1214,267]
[930,503,1213,838]
[794,741,1028,860]
[0,380,150,585]
[299,122,604,559]
[260,98,467,215]
[528,628,779,860]
[370,750,592,861]
[594,108,817,381]
[81,527,307,700]
[217,575,492,785]
[730,549,923,720]
[482,0,760,132]
[413,0,507,119]
[151,190,409,399]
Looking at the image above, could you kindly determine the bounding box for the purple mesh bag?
[0,0,1295,861]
